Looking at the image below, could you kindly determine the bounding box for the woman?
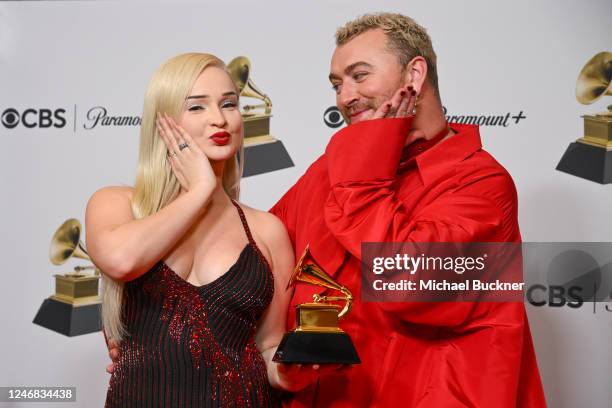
[86,53,309,407]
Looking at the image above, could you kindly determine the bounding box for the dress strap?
[231,199,255,244]
[230,199,272,271]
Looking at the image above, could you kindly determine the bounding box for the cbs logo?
[527,249,612,309]
[323,106,345,128]
[526,285,584,308]
[1,108,67,129]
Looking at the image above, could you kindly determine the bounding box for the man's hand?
[372,85,417,120]
[106,339,121,374]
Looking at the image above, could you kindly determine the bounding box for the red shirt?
[271,117,546,407]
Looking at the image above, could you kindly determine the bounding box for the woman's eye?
[222,101,237,109]
[187,104,205,112]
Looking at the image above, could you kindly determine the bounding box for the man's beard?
[341,96,388,125]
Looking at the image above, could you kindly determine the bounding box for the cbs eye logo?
[1,108,20,129]
[1,108,67,129]
[323,106,345,128]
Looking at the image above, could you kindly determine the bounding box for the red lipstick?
[210,131,230,146]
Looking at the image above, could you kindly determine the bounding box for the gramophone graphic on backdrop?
[557,51,612,184]
[227,56,294,177]
[33,219,102,336]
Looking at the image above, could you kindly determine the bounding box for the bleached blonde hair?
[102,53,244,341]
[336,12,440,99]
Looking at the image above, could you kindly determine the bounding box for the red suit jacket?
[270,118,546,407]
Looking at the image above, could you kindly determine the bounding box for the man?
[269,12,546,407]
[109,12,546,407]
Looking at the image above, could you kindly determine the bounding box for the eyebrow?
[329,61,374,82]
[185,91,238,100]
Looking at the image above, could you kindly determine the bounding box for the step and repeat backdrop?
[1,0,610,406]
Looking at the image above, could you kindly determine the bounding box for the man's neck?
[405,91,452,146]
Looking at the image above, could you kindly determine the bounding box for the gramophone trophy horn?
[227,56,293,177]
[228,56,272,115]
[33,218,102,336]
[50,218,93,269]
[556,51,612,184]
[273,245,360,364]
[576,52,612,106]
[288,246,354,319]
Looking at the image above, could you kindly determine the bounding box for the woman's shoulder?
[239,203,285,233]
[92,185,134,198]
[237,202,294,273]
[235,203,291,254]
[87,186,134,209]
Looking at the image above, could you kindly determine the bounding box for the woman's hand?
[106,339,121,374]
[275,362,347,392]
[157,113,216,194]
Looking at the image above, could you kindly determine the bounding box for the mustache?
[345,102,376,116]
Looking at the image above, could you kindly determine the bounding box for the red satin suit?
[270,117,546,407]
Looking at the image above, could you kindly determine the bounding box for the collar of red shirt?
[398,123,483,186]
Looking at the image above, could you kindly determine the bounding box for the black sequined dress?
[105,200,278,407]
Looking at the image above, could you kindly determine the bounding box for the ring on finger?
[178,142,189,151]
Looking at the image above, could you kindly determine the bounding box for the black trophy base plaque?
[33,298,101,337]
[556,142,612,184]
[243,140,294,177]
[272,331,361,364]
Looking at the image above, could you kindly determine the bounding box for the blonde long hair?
[102,53,243,341]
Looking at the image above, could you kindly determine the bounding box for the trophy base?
[556,141,612,184]
[33,297,101,337]
[243,139,294,177]
[272,331,361,364]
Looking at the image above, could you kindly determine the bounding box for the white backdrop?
[1,0,611,406]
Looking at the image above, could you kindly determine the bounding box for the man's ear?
[404,56,428,94]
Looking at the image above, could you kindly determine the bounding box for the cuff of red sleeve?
[325,117,413,185]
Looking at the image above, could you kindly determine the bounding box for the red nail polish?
[400,90,406,96]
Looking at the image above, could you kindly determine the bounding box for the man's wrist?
[326,117,413,185]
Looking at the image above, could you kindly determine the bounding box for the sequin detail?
[105,202,276,407]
